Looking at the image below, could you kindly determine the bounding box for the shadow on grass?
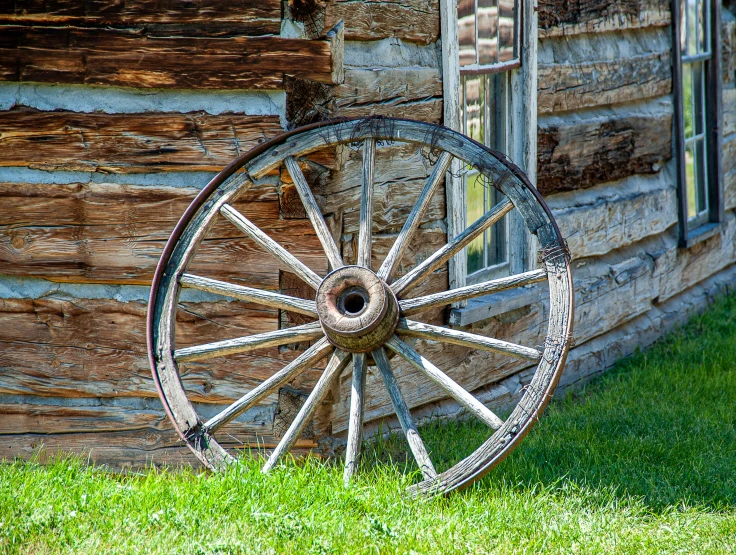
[363,293,736,512]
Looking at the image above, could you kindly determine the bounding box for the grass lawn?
[2,294,736,554]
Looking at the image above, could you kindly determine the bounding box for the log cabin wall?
[0,0,444,467]
[1,0,735,469]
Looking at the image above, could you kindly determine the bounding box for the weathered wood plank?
[285,67,443,127]
[538,0,670,38]
[547,173,678,259]
[723,87,736,136]
[538,51,672,114]
[0,108,283,173]
[289,0,439,44]
[722,15,736,85]
[537,107,672,195]
[0,182,327,285]
[0,0,281,35]
[0,296,325,401]
[1,428,319,470]
[0,28,336,89]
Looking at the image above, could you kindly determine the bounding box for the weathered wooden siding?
[2,0,736,471]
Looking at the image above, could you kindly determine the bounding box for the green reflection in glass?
[466,172,486,274]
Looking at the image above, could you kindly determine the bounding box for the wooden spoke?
[263,349,351,473]
[284,156,344,271]
[386,336,504,430]
[357,139,376,269]
[220,203,322,289]
[399,269,547,316]
[391,198,514,296]
[180,274,317,317]
[343,353,367,486]
[372,347,437,480]
[396,319,542,362]
[174,321,324,363]
[203,338,333,434]
[377,151,453,282]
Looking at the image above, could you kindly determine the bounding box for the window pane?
[498,0,516,62]
[486,188,507,267]
[682,63,693,138]
[699,0,710,54]
[680,0,688,53]
[486,73,506,151]
[464,75,485,144]
[477,0,499,65]
[693,62,706,136]
[687,0,698,55]
[695,138,709,215]
[466,172,486,274]
[685,142,697,219]
[459,0,477,66]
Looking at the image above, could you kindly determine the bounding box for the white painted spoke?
[391,198,514,296]
[220,203,322,289]
[386,336,504,430]
[343,353,367,486]
[357,139,376,269]
[284,156,344,271]
[399,269,547,315]
[263,349,351,473]
[174,321,324,363]
[372,347,437,480]
[396,319,542,362]
[204,338,332,434]
[378,151,453,282]
[180,274,317,317]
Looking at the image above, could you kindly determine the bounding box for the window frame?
[441,0,538,293]
[672,0,724,248]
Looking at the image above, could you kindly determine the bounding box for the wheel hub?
[315,266,399,353]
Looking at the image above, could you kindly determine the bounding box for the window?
[458,0,519,282]
[673,0,723,245]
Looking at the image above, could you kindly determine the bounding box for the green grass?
[3,294,736,554]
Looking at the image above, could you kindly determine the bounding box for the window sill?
[448,284,546,326]
[680,222,722,249]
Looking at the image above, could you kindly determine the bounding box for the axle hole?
[342,291,366,315]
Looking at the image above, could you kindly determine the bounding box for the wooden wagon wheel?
[147,117,574,496]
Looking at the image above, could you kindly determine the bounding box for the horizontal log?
[538,51,672,114]
[321,0,440,44]
[548,173,678,259]
[538,0,670,38]
[2,428,319,470]
[285,67,443,127]
[288,0,439,44]
[537,107,672,195]
[0,296,326,401]
[0,182,327,285]
[0,108,283,173]
[0,0,281,35]
[0,28,337,89]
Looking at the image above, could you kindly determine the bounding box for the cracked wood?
[0,108,283,173]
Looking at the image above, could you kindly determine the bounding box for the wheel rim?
[147,117,574,495]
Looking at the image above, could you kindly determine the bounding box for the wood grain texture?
[0,182,328,285]
[289,0,439,44]
[538,51,672,114]
[547,174,678,260]
[537,109,672,195]
[0,0,281,35]
[0,296,326,402]
[285,67,443,127]
[538,0,670,37]
[0,108,283,173]
[0,27,336,89]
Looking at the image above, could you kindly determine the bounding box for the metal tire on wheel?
[147,117,574,496]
